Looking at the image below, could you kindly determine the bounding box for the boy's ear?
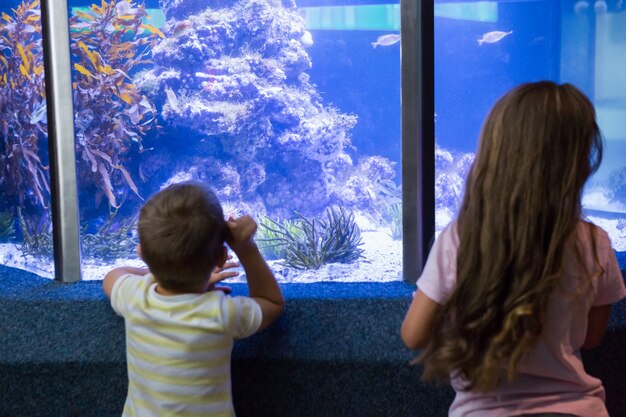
[137,244,143,260]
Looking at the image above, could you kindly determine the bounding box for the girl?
[401,81,626,417]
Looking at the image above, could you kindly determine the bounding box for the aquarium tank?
[1,0,624,283]
[1,0,404,282]
[434,0,626,253]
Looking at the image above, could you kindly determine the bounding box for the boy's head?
[137,181,228,291]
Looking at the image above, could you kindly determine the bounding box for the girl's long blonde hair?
[419,81,603,392]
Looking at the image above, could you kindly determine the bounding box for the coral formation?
[135,0,396,218]
[608,167,626,208]
[434,145,474,229]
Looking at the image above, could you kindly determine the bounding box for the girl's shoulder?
[576,219,612,248]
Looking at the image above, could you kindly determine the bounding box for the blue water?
[432,0,626,246]
[306,29,401,173]
[435,0,560,152]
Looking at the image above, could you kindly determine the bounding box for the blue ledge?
[1,256,625,417]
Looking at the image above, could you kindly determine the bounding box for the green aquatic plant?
[82,211,138,260]
[321,206,365,264]
[256,215,302,260]
[70,0,162,209]
[384,202,402,240]
[364,178,403,240]
[0,0,50,209]
[259,207,364,270]
[0,211,16,240]
[17,207,53,258]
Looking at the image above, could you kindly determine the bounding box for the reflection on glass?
[0,0,55,277]
[435,0,626,252]
[66,0,402,282]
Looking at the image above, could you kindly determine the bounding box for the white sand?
[0,228,403,283]
[2,214,623,283]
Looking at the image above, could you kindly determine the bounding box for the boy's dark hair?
[138,181,227,291]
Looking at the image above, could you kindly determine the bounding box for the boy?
[103,181,284,417]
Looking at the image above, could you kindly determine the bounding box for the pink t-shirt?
[417,221,626,417]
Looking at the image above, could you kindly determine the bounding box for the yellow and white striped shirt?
[111,273,262,417]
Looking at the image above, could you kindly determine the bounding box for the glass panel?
[70,0,402,282]
[435,0,626,252]
[0,0,55,278]
[583,9,626,251]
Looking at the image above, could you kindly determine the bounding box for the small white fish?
[477,30,513,46]
[371,34,401,48]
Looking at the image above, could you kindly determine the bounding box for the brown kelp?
[0,0,49,209]
[70,0,161,209]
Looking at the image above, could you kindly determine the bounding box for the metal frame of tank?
[402,0,434,283]
[41,0,82,282]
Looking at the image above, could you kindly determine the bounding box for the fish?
[371,34,401,48]
[477,30,513,46]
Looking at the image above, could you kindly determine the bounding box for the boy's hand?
[207,255,239,294]
[226,215,258,257]
[103,266,150,298]
[227,215,284,331]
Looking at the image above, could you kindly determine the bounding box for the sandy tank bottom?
[1,213,624,283]
[0,214,404,283]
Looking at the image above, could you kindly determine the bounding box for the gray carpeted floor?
[0,255,624,417]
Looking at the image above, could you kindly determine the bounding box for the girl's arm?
[401,290,442,350]
[581,304,612,349]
